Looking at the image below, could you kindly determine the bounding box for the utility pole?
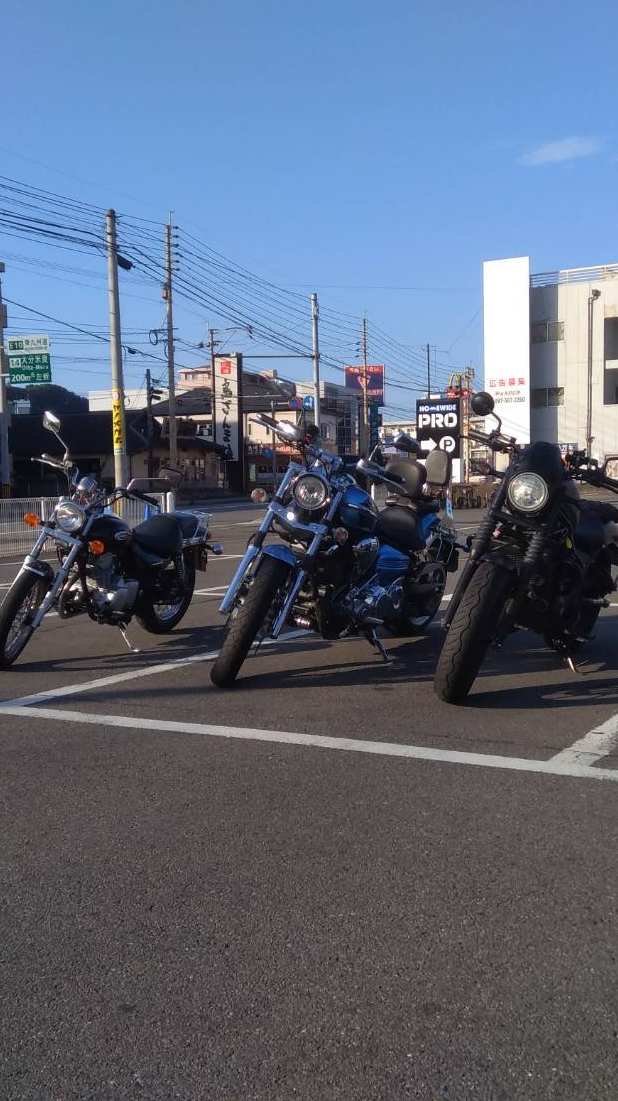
[426,342,431,397]
[586,289,601,458]
[106,210,128,489]
[361,315,369,455]
[311,293,321,432]
[0,263,11,497]
[165,219,178,466]
[146,369,154,479]
[208,328,220,445]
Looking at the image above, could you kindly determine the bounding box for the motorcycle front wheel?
[0,572,48,668]
[136,553,196,634]
[433,560,512,704]
[211,557,292,688]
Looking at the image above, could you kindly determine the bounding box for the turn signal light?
[23,512,39,528]
[88,540,105,555]
[251,488,268,503]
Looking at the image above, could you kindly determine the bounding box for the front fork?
[20,528,84,630]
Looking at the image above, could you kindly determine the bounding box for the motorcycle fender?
[22,559,55,584]
[259,544,298,570]
[479,551,519,572]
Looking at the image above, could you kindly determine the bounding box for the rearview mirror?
[157,466,182,488]
[42,410,62,434]
[393,432,421,455]
[470,392,495,417]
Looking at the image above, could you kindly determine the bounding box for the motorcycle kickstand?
[363,627,392,664]
[118,622,141,654]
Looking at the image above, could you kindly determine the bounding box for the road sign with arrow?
[416,398,461,459]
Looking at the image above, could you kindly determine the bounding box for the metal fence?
[0,494,167,559]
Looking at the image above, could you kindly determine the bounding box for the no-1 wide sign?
[416,398,461,459]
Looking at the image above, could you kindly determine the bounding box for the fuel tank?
[337,484,378,538]
[85,513,130,551]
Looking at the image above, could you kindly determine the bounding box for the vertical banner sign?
[214,353,244,492]
[368,402,380,449]
[111,391,125,455]
[483,257,531,443]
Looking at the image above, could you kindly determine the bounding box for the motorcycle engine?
[87,553,140,616]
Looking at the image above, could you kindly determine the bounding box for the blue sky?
[2,0,617,420]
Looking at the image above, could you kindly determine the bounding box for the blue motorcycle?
[211,415,460,686]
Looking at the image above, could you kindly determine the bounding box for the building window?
[531,320,564,343]
[532,387,564,408]
[604,318,618,405]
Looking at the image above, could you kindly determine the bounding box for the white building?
[483,257,618,462]
[88,387,169,412]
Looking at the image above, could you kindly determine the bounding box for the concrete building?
[483,257,618,462]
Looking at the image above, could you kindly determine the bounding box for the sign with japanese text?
[344,364,385,407]
[112,391,125,456]
[7,333,52,384]
[214,353,243,461]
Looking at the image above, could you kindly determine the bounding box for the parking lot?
[1,503,618,1100]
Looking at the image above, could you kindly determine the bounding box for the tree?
[7,384,88,414]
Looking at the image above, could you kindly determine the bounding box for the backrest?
[425,450,451,488]
[385,459,427,497]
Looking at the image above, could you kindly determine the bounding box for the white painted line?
[550,713,618,767]
[2,705,617,782]
[0,630,310,710]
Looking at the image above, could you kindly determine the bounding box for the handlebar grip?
[130,488,160,507]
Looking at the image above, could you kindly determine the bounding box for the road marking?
[1,705,617,782]
[550,713,618,767]
[0,630,310,710]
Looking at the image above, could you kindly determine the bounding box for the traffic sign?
[288,397,302,410]
[302,395,315,410]
[416,398,461,459]
[7,334,52,384]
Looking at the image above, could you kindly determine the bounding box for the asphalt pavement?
[1,503,618,1100]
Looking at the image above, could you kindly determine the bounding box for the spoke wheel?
[0,572,48,668]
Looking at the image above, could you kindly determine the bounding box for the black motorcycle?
[0,410,222,667]
[210,414,459,687]
[434,391,618,704]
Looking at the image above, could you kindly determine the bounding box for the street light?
[586,288,601,458]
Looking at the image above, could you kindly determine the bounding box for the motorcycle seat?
[578,499,618,524]
[133,515,183,557]
[377,505,426,553]
[384,494,440,516]
[171,511,201,539]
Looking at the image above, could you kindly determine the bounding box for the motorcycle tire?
[136,554,196,634]
[434,560,512,704]
[0,571,48,669]
[387,562,447,636]
[210,556,291,688]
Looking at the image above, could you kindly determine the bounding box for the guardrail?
[0,494,167,559]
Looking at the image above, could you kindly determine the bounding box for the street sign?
[288,397,302,410]
[302,395,314,410]
[369,402,380,449]
[6,334,52,384]
[416,398,461,459]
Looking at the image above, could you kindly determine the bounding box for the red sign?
[220,361,232,375]
[344,364,385,407]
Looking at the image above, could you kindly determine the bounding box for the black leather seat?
[133,515,183,557]
[377,505,426,553]
[578,499,618,523]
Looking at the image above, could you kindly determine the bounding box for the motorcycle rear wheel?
[136,554,196,634]
[0,572,48,668]
[434,560,512,704]
[211,557,292,688]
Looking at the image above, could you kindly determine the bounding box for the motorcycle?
[434,391,618,704]
[0,410,222,668]
[210,415,460,687]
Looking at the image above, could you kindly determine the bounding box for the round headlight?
[506,472,549,514]
[292,474,328,511]
[55,501,86,532]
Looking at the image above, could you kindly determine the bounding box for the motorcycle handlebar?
[127,487,161,507]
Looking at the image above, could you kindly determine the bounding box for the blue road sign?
[303,395,315,410]
[289,397,302,409]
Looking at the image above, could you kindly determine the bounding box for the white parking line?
[1,705,617,782]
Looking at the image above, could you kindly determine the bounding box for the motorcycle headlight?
[506,472,549,514]
[55,500,86,532]
[292,474,328,511]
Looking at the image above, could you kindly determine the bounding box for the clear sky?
[1,0,617,420]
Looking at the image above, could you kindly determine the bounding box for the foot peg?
[118,624,140,653]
